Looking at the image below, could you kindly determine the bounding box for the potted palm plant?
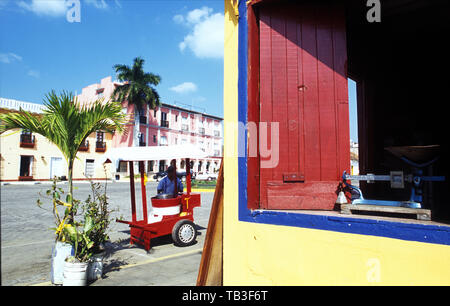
[63,176,117,286]
[0,90,126,285]
[38,177,115,285]
[37,179,79,285]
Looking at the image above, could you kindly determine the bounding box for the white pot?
[63,261,88,286]
[87,253,105,281]
[51,241,74,285]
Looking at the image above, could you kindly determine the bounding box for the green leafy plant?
[63,215,95,262]
[37,178,80,243]
[81,179,117,255]
[37,178,93,261]
[37,176,117,261]
[0,90,126,222]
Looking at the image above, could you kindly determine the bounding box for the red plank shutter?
[258,3,350,210]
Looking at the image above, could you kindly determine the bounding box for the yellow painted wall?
[0,128,112,181]
[222,0,450,286]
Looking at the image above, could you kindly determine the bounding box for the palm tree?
[112,57,161,146]
[0,91,126,214]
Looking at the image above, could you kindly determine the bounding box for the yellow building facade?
[0,100,112,182]
[222,0,450,285]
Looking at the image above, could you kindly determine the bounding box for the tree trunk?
[68,160,74,220]
[134,105,140,147]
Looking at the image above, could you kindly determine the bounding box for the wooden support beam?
[341,204,432,221]
[197,161,223,286]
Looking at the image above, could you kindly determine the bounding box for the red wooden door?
[258,3,350,210]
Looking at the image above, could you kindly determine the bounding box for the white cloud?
[175,7,224,59]
[18,0,67,16]
[84,0,108,9]
[186,7,212,24]
[0,52,22,64]
[170,82,198,94]
[17,0,114,17]
[173,14,184,24]
[27,69,40,78]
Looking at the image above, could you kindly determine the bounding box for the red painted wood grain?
[257,3,349,210]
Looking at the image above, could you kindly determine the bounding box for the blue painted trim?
[238,0,249,222]
[235,1,450,246]
[249,210,450,245]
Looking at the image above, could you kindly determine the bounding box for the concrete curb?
[1,181,218,193]
[0,180,115,186]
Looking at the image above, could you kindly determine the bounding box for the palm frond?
[111,57,161,111]
[0,91,126,163]
[143,72,161,86]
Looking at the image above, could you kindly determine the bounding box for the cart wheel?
[172,220,197,247]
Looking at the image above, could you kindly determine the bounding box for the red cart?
[103,145,207,251]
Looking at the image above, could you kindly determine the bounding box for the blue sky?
[0,0,358,141]
[348,79,358,142]
[0,0,225,117]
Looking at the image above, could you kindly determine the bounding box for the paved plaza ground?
[1,181,213,286]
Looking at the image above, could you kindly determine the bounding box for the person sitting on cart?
[157,165,183,195]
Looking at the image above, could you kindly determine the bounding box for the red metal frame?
[117,158,201,251]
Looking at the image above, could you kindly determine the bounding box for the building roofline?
[77,76,223,121]
[160,103,223,121]
[0,98,45,114]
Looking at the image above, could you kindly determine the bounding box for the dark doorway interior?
[346,0,450,221]
[19,156,32,178]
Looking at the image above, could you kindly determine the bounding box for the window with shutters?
[248,2,350,211]
[85,159,95,178]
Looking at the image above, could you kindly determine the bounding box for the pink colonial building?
[76,77,223,179]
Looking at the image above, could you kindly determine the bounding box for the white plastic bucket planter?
[63,261,88,286]
[51,241,74,285]
[87,253,104,281]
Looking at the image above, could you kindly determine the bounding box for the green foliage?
[0,90,127,209]
[81,180,118,255]
[37,178,80,243]
[63,216,95,262]
[37,177,117,262]
[3,90,126,262]
[112,57,161,113]
[191,179,217,186]
[0,91,126,163]
[190,179,217,190]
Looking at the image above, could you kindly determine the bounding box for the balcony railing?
[160,120,169,128]
[78,140,89,152]
[95,141,106,152]
[20,134,35,148]
[139,116,147,124]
